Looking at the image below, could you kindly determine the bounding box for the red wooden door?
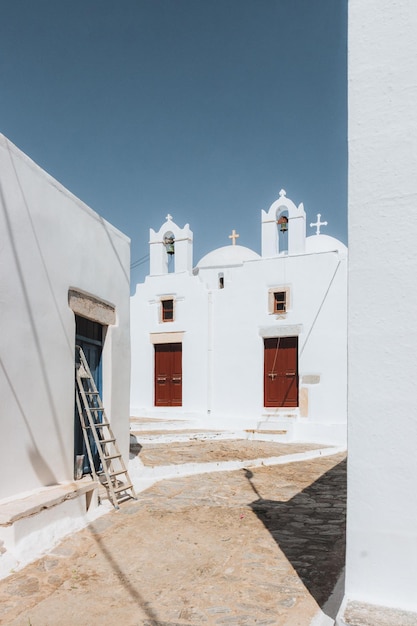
[264,336,298,407]
[154,343,182,406]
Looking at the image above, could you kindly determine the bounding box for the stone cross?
[310,213,328,235]
[228,229,240,245]
[165,213,173,221]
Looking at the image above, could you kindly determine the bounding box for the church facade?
[131,190,347,445]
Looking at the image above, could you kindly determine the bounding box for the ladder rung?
[100,476,129,487]
[104,453,121,461]
[100,438,115,444]
[94,422,110,427]
[113,483,133,494]
[110,469,127,477]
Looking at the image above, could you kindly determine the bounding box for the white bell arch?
[261,189,306,257]
[149,214,193,275]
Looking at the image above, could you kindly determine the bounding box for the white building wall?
[130,272,209,418]
[0,135,131,501]
[345,0,417,612]
[208,250,347,441]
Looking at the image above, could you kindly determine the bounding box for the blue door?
[74,316,103,475]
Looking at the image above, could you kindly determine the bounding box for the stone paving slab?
[341,600,417,626]
[131,439,327,467]
[0,452,346,626]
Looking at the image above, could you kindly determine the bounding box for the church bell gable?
[261,189,306,257]
[149,214,193,275]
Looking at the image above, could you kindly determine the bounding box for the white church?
[131,189,347,445]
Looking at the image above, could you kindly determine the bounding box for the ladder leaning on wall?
[75,345,137,509]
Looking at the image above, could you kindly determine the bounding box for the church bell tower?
[261,189,306,257]
[149,214,193,275]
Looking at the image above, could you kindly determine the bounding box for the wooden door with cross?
[264,336,298,407]
[154,343,182,406]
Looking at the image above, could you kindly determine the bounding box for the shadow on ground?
[245,458,346,613]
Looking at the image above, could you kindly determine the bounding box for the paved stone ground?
[132,440,327,466]
[0,450,346,626]
[342,601,417,626]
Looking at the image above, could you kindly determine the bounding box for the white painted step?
[130,418,196,432]
[130,430,243,444]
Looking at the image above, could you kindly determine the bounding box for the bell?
[278,216,288,233]
[164,236,175,255]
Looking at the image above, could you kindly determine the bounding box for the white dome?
[305,234,347,256]
[197,245,260,269]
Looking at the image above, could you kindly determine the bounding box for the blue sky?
[0,0,347,286]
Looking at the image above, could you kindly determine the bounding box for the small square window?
[268,287,290,315]
[161,299,174,322]
[274,291,286,313]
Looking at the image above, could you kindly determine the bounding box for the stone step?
[245,428,292,443]
[130,430,242,444]
[337,600,417,626]
[130,418,197,432]
[244,416,298,442]
[128,443,345,491]
[130,416,297,443]
[260,412,296,422]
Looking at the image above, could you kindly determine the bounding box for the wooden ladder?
[75,345,136,509]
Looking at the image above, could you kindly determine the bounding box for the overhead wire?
[130,254,149,269]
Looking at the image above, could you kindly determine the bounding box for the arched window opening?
[276,209,289,254]
[164,231,175,273]
[218,272,224,289]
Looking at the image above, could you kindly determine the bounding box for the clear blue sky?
[0,0,347,286]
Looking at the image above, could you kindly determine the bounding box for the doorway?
[264,336,298,407]
[74,315,104,474]
[154,343,182,406]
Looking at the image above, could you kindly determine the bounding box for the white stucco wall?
[346,0,417,612]
[207,249,347,439]
[0,135,131,501]
[130,271,209,418]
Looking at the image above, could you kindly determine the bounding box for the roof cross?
[165,213,173,221]
[228,229,240,246]
[310,213,328,236]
